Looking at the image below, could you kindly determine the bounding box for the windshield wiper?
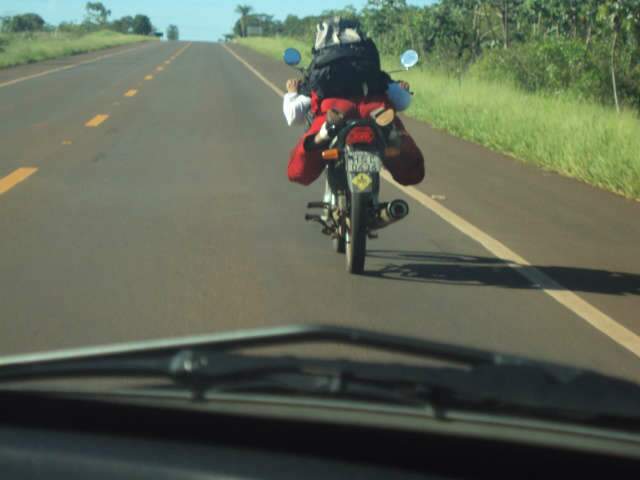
[1,325,639,426]
[0,324,500,383]
[0,324,488,405]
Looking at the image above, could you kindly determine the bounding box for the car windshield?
[0,0,639,420]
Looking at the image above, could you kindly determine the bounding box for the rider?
[283,17,425,187]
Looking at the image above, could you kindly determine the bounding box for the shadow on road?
[365,250,640,296]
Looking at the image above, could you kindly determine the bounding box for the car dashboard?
[1,390,639,479]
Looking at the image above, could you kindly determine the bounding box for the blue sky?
[0,1,429,42]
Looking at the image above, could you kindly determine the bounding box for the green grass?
[0,30,155,69]
[391,64,640,200]
[236,36,640,200]
[235,36,310,67]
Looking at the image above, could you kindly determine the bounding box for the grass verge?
[0,30,155,69]
[234,36,640,200]
[235,36,310,67]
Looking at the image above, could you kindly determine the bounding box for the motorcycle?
[283,48,419,274]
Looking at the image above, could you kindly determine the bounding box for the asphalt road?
[1,41,639,382]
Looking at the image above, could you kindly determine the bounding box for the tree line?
[232,0,640,110]
[1,2,158,37]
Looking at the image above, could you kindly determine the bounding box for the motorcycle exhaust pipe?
[373,199,409,229]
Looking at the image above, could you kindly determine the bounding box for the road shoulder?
[0,41,157,87]
[225,42,640,336]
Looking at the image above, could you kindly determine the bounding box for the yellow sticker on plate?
[352,173,372,191]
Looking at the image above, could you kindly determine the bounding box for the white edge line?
[222,44,284,97]
[222,43,640,359]
[0,41,156,89]
[380,170,640,358]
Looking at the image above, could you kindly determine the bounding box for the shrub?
[470,38,638,109]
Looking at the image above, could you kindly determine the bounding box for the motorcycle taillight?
[346,126,375,145]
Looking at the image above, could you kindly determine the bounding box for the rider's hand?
[286,79,301,94]
[397,81,410,91]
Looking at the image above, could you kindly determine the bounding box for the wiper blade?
[0,348,431,406]
[0,325,493,395]
[2,325,640,425]
[0,325,504,372]
[0,323,534,399]
[0,324,513,385]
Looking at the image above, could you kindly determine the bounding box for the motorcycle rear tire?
[346,193,367,274]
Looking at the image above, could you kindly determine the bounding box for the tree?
[234,13,282,37]
[362,0,409,39]
[282,15,303,37]
[111,16,133,33]
[167,24,179,41]
[85,2,111,25]
[2,13,46,32]
[132,14,152,35]
[597,0,640,112]
[233,0,640,109]
[479,0,525,49]
[235,5,253,37]
[0,16,10,33]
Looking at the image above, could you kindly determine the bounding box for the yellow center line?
[156,66,164,72]
[145,75,153,80]
[165,60,171,64]
[85,114,109,127]
[171,43,192,59]
[0,168,38,195]
[0,42,156,90]
[124,89,138,97]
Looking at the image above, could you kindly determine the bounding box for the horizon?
[0,1,431,42]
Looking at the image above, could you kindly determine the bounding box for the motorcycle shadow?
[364,250,640,296]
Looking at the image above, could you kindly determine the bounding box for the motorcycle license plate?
[346,150,382,173]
